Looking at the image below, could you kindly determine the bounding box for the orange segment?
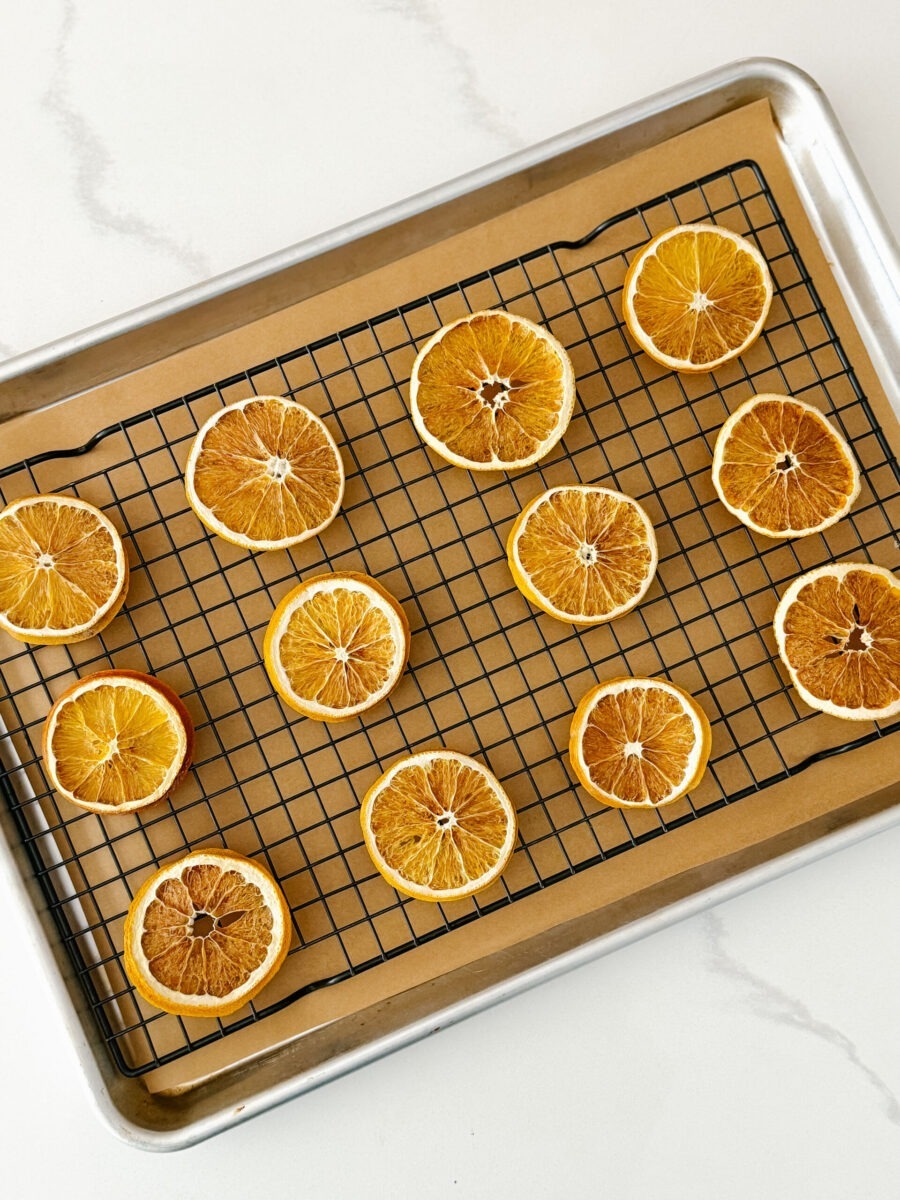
[123,849,291,1018]
[264,573,410,721]
[360,750,517,902]
[773,562,900,721]
[507,485,657,624]
[185,395,344,551]
[623,225,773,372]
[410,310,575,470]
[0,494,128,644]
[43,669,193,814]
[712,394,859,537]
[569,677,711,808]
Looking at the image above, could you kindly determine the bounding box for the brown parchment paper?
[1,98,898,1096]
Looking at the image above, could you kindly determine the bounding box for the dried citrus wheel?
[185,394,344,551]
[263,572,410,721]
[361,749,517,902]
[43,669,193,814]
[123,848,291,1018]
[623,224,773,372]
[569,677,711,809]
[773,562,900,721]
[712,394,859,538]
[507,485,657,625]
[409,310,575,470]
[0,494,128,645]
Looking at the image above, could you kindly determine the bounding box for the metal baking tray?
[1,58,898,1149]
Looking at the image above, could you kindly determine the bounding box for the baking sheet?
[0,97,897,1097]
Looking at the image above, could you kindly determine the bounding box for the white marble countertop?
[1,2,898,1194]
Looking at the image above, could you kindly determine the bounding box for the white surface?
[1,0,899,1194]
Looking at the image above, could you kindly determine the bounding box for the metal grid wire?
[1,159,898,1078]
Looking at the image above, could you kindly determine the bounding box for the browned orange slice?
[123,848,290,1018]
[409,310,575,470]
[712,394,859,537]
[773,562,900,720]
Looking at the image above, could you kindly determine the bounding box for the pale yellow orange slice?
[0,494,128,644]
[263,572,409,721]
[123,848,290,1018]
[43,669,193,814]
[623,225,773,372]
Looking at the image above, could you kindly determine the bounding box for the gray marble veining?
[42,0,210,279]
[702,910,900,1125]
[375,0,524,151]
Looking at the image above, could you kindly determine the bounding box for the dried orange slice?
[623,225,773,372]
[264,572,409,721]
[773,562,900,721]
[123,848,291,1018]
[507,485,657,624]
[361,750,517,902]
[0,494,128,644]
[569,677,711,809]
[43,669,193,814]
[185,395,344,551]
[409,310,575,470]
[712,394,859,538]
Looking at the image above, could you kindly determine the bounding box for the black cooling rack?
[1,159,898,1078]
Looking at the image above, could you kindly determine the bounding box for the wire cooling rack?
[1,159,898,1078]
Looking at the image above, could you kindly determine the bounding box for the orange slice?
[185,395,344,551]
[623,224,773,372]
[773,562,900,721]
[43,669,193,814]
[361,749,517,902]
[569,677,711,808]
[123,848,291,1018]
[712,394,859,538]
[409,310,575,470]
[0,494,128,645]
[263,572,410,721]
[507,485,657,624]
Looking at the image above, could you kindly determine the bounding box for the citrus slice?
[0,494,128,645]
[263,572,409,721]
[712,394,859,538]
[185,394,344,551]
[569,677,711,808]
[123,848,291,1018]
[361,749,517,902]
[773,562,900,721]
[409,310,575,470]
[623,224,773,372]
[43,669,193,814]
[507,485,657,624]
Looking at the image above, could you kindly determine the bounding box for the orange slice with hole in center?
[123,848,291,1018]
[263,572,410,721]
[507,484,657,624]
[773,562,900,721]
[43,669,193,814]
[409,310,575,470]
[569,677,711,808]
[185,394,344,551]
[712,394,859,538]
[623,224,773,372]
[361,750,517,902]
[0,494,128,644]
